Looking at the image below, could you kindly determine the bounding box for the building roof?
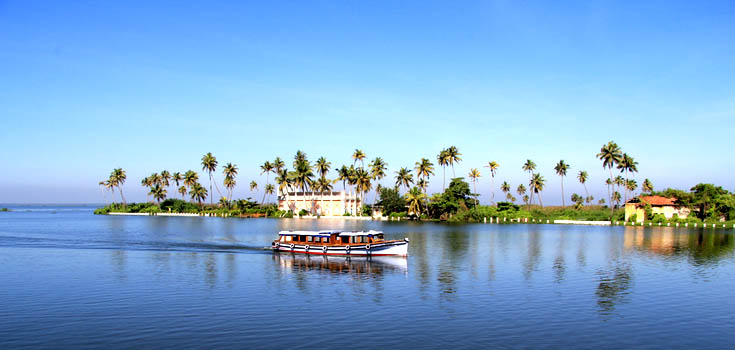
[630,195,677,206]
[278,230,383,236]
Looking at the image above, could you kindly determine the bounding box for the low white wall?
[554,220,611,226]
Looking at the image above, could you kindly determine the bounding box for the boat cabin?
[277,230,385,245]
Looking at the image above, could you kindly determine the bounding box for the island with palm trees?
[95,142,735,226]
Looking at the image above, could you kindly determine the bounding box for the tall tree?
[264,184,275,205]
[617,153,638,203]
[250,180,258,192]
[370,157,388,205]
[577,170,590,202]
[314,157,331,179]
[109,168,127,206]
[275,170,292,211]
[352,149,366,167]
[223,163,238,201]
[554,160,570,207]
[530,173,546,207]
[522,159,536,205]
[201,152,221,204]
[415,158,435,212]
[172,172,183,198]
[404,187,426,219]
[516,184,526,204]
[150,184,167,204]
[484,161,499,204]
[189,182,208,208]
[468,168,481,206]
[183,170,199,201]
[597,141,623,217]
[437,149,450,190]
[500,181,511,200]
[273,157,285,174]
[642,178,654,194]
[447,146,462,178]
[394,167,414,193]
[336,165,351,214]
[178,186,187,198]
[292,154,314,213]
[354,167,372,215]
[141,176,153,202]
[315,177,332,215]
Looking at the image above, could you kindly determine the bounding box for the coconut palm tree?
[276,169,292,211]
[415,158,434,211]
[223,163,238,201]
[500,181,511,201]
[597,141,623,216]
[346,165,358,214]
[150,184,167,203]
[625,179,638,198]
[394,167,414,193]
[484,161,499,203]
[314,157,331,179]
[370,157,387,204]
[522,159,536,205]
[183,170,198,189]
[141,176,153,202]
[516,184,526,204]
[642,178,654,194]
[614,175,625,196]
[617,153,638,203]
[577,170,589,202]
[612,191,622,208]
[352,149,366,167]
[178,186,187,198]
[468,168,481,206]
[314,177,333,215]
[530,173,546,207]
[554,160,570,207]
[264,184,275,205]
[172,172,183,198]
[354,167,372,214]
[335,165,351,214]
[273,157,285,174]
[293,157,315,212]
[109,168,127,206]
[189,182,208,208]
[160,170,171,189]
[201,152,221,204]
[250,180,258,192]
[437,149,451,190]
[447,146,462,178]
[405,187,426,219]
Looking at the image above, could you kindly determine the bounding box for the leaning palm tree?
[352,149,366,167]
[500,181,511,202]
[223,163,238,201]
[554,160,570,207]
[597,141,623,216]
[484,161,499,203]
[149,184,167,204]
[625,179,638,199]
[201,152,221,204]
[178,186,187,198]
[172,172,183,198]
[276,169,292,211]
[141,176,153,202]
[183,170,198,189]
[642,178,654,194]
[522,159,536,205]
[273,157,285,174]
[437,149,451,190]
[160,170,171,189]
[447,146,462,178]
[189,182,208,208]
[109,168,127,206]
[530,173,546,207]
[617,153,638,202]
[394,167,414,193]
[577,171,589,202]
[468,168,481,206]
[404,186,426,219]
[260,161,274,188]
[612,191,622,208]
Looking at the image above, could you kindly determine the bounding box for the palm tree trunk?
[537,191,543,207]
[561,176,565,207]
[442,167,446,191]
[608,167,614,218]
[119,187,126,206]
[491,177,495,204]
[583,183,589,201]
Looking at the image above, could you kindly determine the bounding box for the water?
[1,205,734,349]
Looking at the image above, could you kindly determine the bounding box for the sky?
[1,0,734,204]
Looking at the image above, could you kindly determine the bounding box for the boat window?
[323,237,330,243]
[298,235,305,242]
[358,236,366,243]
[307,236,313,242]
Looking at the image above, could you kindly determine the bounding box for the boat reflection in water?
[272,252,408,275]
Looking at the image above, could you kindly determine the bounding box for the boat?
[272,230,409,256]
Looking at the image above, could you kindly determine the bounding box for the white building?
[278,191,361,216]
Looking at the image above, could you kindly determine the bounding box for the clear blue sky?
[1,1,734,204]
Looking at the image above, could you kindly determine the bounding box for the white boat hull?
[273,240,408,256]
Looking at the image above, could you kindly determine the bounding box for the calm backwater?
[1,205,734,349]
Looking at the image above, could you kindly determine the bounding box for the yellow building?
[624,195,690,223]
[278,191,361,216]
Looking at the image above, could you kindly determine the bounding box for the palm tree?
[201,152,221,204]
[516,184,526,204]
[223,163,238,201]
[614,175,625,196]
[612,191,622,208]
[293,156,315,212]
[314,177,332,215]
[160,170,171,189]
[530,173,546,207]
[597,141,623,216]
[625,179,637,198]
[447,146,462,178]
[468,168,481,206]
[336,165,351,214]
[260,161,274,188]
[522,159,536,205]
[617,153,638,203]
[178,186,187,198]
[141,176,153,202]
[554,160,570,207]
[172,172,183,198]
[109,168,127,206]
[346,165,358,214]
[405,187,426,219]
[276,169,292,211]
[394,167,414,193]
[484,161,499,203]
[437,149,450,190]
[577,171,589,202]
[415,158,434,211]
[314,157,331,179]
[183,170,198,189]
[642,178,654,194]
[352,149,366,167]
[370,157,387,205]
[500,181,511,201]
[189,182,208,208]
[250,180,258,192]
[264,184,275,205]
[150,184,167,204]
[354,167,372,215]
[273,157,285,174]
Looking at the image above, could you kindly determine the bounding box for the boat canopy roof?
[278,230,383,237]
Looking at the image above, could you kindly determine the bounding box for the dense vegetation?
[94,199,285,217]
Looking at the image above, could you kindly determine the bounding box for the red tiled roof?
[638,195,677,206]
